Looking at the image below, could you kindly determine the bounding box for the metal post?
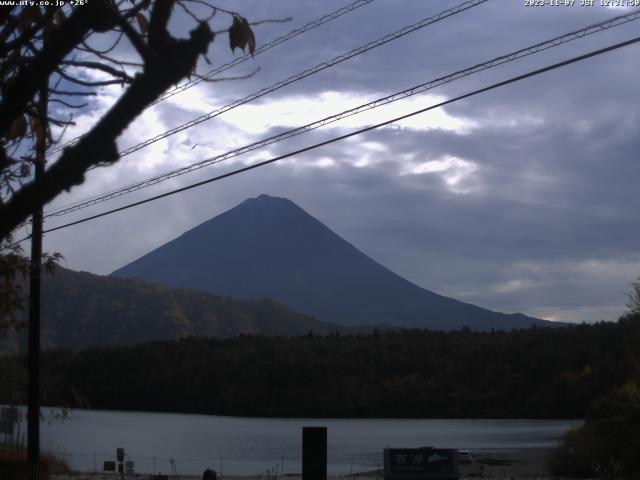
[28,83,47,480]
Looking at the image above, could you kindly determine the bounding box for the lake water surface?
[31,408,581,475]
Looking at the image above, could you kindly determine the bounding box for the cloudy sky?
[30,0,640,323]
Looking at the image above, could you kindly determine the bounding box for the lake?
[27,408,581,475]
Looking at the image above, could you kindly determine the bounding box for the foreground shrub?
[548,377,640,478]
[0,444,71,480]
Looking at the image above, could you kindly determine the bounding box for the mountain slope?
[4,266,340,351]
[112,194,551,330]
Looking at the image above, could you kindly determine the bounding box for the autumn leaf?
[241,17,256,57]
[136,13,149,34]
[229,15,244,53]
[229,15,256,56]
[54,9,65,25]
[7,116,27,140]
[19,163,30,177]
[29,115,46,149]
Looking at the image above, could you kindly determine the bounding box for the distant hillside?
[113,194,551,330]
[3,266,339,351]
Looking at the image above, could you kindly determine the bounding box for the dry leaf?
[229,15,245,53]
[229,15,256,56]
[7,116,27,140]
[29,115,46,149]
[54,9,65,25]
[241,17,256,57]
[136,13,149,34]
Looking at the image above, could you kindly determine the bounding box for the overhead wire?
[49,0,376,154]
[151,0,375,105]
[43,0,491,214]
[56,0,489,164]
[31,35,640,239]
[42,8,640,219]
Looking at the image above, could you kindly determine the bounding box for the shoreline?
[51,447,563,480]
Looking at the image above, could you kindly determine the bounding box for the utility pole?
[28,83,47,480]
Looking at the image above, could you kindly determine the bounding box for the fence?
[52,452,383,478]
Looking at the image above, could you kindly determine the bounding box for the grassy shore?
[0,443,72,479]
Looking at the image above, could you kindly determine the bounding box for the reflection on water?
[29,408,581,475]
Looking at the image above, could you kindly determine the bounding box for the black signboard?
[104,461,116,472]
[302,426,327,480]
[384,448,458,480]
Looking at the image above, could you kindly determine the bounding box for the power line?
[151,0,375,105]
[37,35,640,238]
[49,0,375,154]
[98,0,489,160]
[43,8,640,219]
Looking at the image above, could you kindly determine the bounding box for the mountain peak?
[241,193,290,205]
[112,196,550,330]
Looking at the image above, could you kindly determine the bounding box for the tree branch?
[49,98,89,109]
[0,21,215,240]
[61,60,134,83]
[50,89,97,97]
[0,0,117,137]
[111,13,154,62]
[56,68,125,87]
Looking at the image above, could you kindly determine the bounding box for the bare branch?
[0,5,14,29]
[0,8,56,57]
[177,2,201,24]
[0,18,215,239]
[47,116,76,127]
[120,0,152,20]
[79,44,144,67]
[61,60,135,83]
[49,98,89,109]
[111,13,154,62]
[50,89,97,97]
[56,68,124,87]
[80,31,125,55]
[250,17,293,27]
[0,0,118,137]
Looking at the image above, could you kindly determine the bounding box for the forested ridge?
[2,316,638,419]
[0,266,340,352]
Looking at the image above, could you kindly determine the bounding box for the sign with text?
[384,448,458,480]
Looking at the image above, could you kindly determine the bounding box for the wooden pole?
[27,84,47,480]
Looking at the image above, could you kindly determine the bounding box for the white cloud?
[401,155,478,193]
